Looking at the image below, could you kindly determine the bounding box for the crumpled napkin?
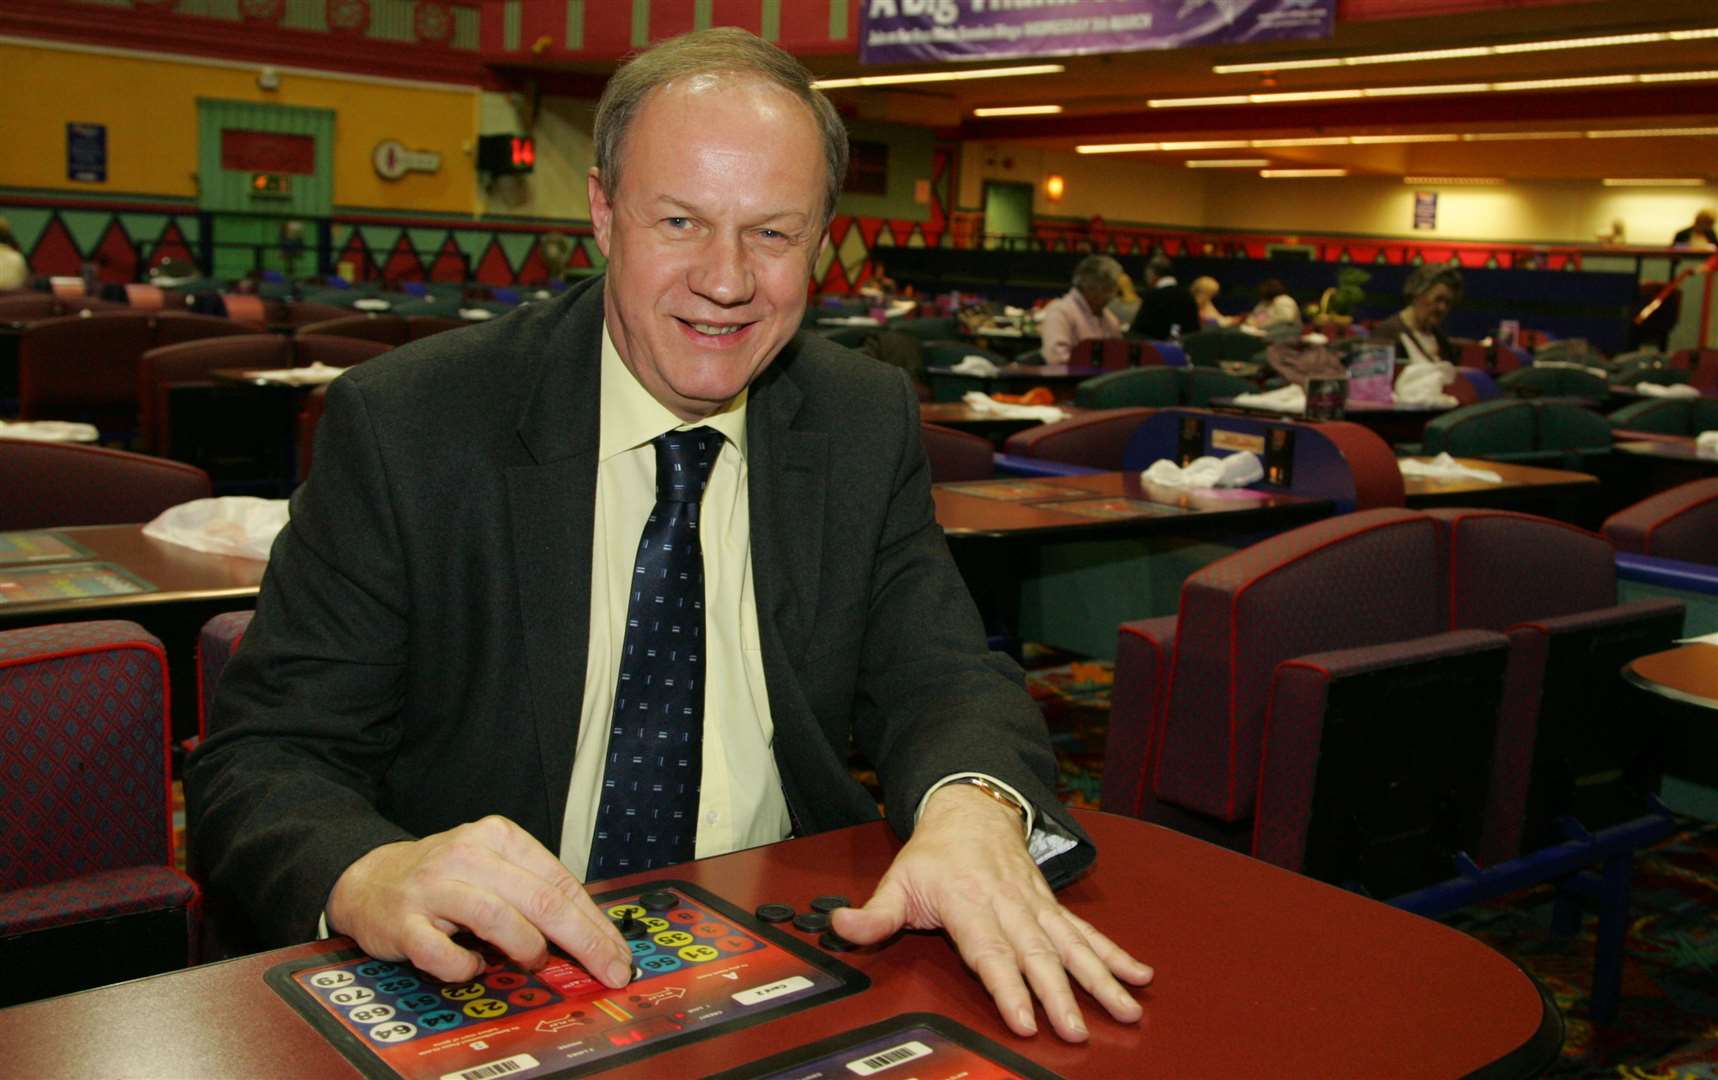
[1636,382,1700,398]
[1398,452,1502,483]
[0,420,100,442]
[949,355,1002,377]
[1232,385,1306,413]
[1396,360,1459,407]
[247,362,348,386]
[1534,359,1610,379]
[352,297,391,312]
[458,307,496,321]
[1698,430,1718,456]
[1142,452,1263,489]
[960,391,1066,422]
[142,497,290,561]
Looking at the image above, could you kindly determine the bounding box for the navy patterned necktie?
[586,427,724,882]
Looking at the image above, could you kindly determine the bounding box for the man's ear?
[588,168,613,257]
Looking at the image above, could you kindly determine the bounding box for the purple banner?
[860,0,1334,65]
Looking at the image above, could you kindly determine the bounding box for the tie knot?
[653,427,724,503]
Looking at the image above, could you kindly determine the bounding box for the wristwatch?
[945,776,1029,827]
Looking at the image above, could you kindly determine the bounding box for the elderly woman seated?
[1371,265,1463,365]
[1036,254,1126,363]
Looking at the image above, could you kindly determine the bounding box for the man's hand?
[832,785,1152,1042]
[326,815,633,989]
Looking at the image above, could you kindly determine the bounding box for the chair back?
[1420,400,1535,458]
[1500,366,1608,402]
[1074,367,1179,409]
[1071,338,1132,370]
[296,314,411,346]
[1180,367,1254,406]
[153,311,262,346]
[280,300,352,328]
[18,312,154,428]
[0,293,60,323]
[0,439,211,529]
[1603,478,1718,566]
[920,421,994,483]
[1002,408,1154,469]
[137,335,290,452]
[1534,402,1611,454]
[197,611,256,740]
[293,333,392,368]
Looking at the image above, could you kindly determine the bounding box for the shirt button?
[704,810,720,825]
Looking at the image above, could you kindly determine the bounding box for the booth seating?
[1001,408,1155,470]
[920,421,995,483]
[0,439,210,531]
[137,333,392,457]
[1416,399,1612,470]
[1498,366,1610,403]
[1180,327,1263,367]
[17,312,262,436]
[0,621,198,1006]
[1119,407,1404,513]
[196,611,255,745]
[1074,366,1255,409]
[1070,338,1135,370]
[1607,396,1718,443]
[1603,479,1718,567]
[295,313,469,347]
[1103,507,1681,1022]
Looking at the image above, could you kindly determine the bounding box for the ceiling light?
[1158,139,1252,150]
[1404,177,1505,185]
[1350,133,1461,144]
[1492,75,1638,91]
[1587,126,1718,138]
[1075,142,1163,154]
[1075,126,1718,157]
[1147,94,1252,108]
[1185,159,1271,168]
[1261,169,1348,178]
[1362,83,1489,97]
[972,105,1063,117]
[1463,131,1580,141]
[1638,69,1718,83]
[1250,136,1351,147]
[1212,27,1718,73]
[1151,70,1718,109]
[1601,178,1707,187]
[812,64,1064,89]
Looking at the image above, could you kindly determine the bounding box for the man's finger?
[1038,907,1143,1024]
[1063,909,1155,986]
[942,901,1038,1037]
[395,912,483,983]
[831,878,910,945]
[1005,907,1087,1042]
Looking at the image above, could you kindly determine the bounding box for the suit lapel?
[506,283,604,839]
[748,349,828,668]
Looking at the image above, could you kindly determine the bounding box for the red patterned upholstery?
[196,611,255,740]
[297,313,411,346]
[153,312,261,347]
[920,421,994,483]
[1002,407,1155,469]
[1602,479,1718,566]
[1316,421,1407,510]
[0,293,60,323]
[19,312,153,430]
[1069,338,1133,371]
[0,439,210,530]
[1430,509,1616,628]
[0,865,197,937]
[1102,613,1178,818]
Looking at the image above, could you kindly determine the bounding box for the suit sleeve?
[184,374,417,946]
[848,370,1095,889]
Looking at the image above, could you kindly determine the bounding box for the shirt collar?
[598,321,749,463]
[1153,276,1178,288]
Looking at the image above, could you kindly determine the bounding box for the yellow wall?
[0,40,478,213]
[477,91,597,221]
[959,142,1205,226]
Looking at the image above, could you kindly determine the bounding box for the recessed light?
[1261,169,1349,178]
[1212,27,1718,74]
[1185,159,1272,168]
[1403,177,1506,185]
[812,64,1064,89]
[1601,178,1707,187]
[972,105,1064,117]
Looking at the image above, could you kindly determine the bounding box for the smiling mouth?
[678,318,752,337]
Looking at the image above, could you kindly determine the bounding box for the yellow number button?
[652,930,694,948]
[606,904,646,920]
[678,944,720,963]
[463,998,508,1019]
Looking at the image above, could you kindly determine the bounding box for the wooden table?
[1624,642,1718,710]
[0,524,263,743]
[1210,397,1455,446]
[0,811,1559,1079]
[1399,456,1601,512]
[919,402,1083,443]
[934,471,1330,541]
[925,364,1101,403]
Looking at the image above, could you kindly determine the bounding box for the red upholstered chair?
[18,311,154,433]
[293,333,392,368]
[1071,338,1132,371]
[1427,509,1684,856]
[0,621,198,1005]
[216,293,267,327]
[406,315,468,340]
[137,334,292,454]
[920,421,994,483]
[278,300,356,329]
[152,311,262,346]
[123,284,166,312]
[0,293,61,323]
[297,313,411,347]
[1002,407,1155,470]
[1103,508,1521,897]
[1602,478,1718,567]
[1134,341,1166,367]
[196,611,255,743]
[0,439,210,530]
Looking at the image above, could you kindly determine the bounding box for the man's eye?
[665,217,691,229]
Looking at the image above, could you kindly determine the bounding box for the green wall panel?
[409,227,448,254]
[496,231,537,271]
[62,210,110,256]
[197,99,334,218]
[5,209,53,252]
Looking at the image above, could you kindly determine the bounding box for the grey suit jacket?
[186,277,1093,946]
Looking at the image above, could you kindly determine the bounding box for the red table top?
[0,811,1556,1079]
[933,472,1330,539]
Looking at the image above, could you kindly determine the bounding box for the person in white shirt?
[0,219,28,291]
[1036,255,1124,363]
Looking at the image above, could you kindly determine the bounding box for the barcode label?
[441,1053,539,1080]
[846,1040,931,1075]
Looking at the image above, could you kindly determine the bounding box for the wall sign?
[861,0,1334,64]
[373,139,443,180]
[67,123,107,183]
[1413,190,1438,231]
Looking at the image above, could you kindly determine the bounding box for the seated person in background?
[1245,278,1301,332]
[1371,265,1463,365]
[1672,208,1717,249]
[1129,255,1201,340]
[1107,270,1140,328]
[0,218,27,291]
[1037,254,1125,363]
[1190,275,1236,328]
[186,27,1149,1045]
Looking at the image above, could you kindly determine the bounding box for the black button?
[792,912,830,934]
[809,895,850,914]
[754,903,795,924]
[640,891,679,912]
[615,913,648,939]
[819,930,858,952]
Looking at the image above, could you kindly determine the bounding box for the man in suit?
[1129,254,1201,341]
[187,28,1148,1043]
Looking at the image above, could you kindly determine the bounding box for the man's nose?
[689,233,755,306]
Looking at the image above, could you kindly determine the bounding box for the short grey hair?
[1145,254,1174,281]
[1073,255,1125,292]
[593,28,850,223]
[1404,264,1464,302]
